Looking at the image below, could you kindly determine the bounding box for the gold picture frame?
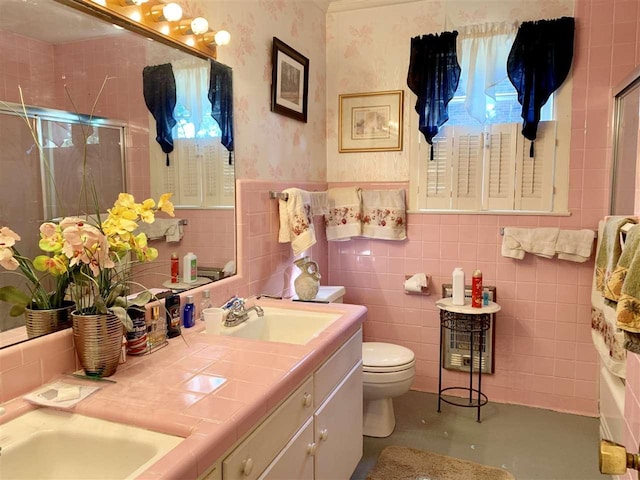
[339,90,404,153]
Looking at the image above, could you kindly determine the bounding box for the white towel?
[501,227,559,259]
[324,187,362,241]
[309,191,329,216]
[135,218,184,242]
[278,188,316,255]
[361,189,407,240]
[556,229,594,262]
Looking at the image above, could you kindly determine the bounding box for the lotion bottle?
[452,267,465,306]
[182,252,197,283]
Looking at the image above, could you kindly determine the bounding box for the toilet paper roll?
[404,273,427,293]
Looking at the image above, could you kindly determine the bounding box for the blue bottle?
[183,295,195,328]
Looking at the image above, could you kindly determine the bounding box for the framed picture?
[339,90,404,152]
[271,37,309,123]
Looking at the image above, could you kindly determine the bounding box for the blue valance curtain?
[208,59,234,164]
[507,16,575,156]
[143,63,177,166]
[407,31,461,160]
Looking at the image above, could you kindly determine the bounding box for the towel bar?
[269,191,289,200]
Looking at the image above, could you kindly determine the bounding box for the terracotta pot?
[72,311,123,377]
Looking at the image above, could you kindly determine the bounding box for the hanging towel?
[278,188,315,255]
[143,63,177,166]
[555,229,594,262]
[208,60,234,161]
[309,191,329,216]
[591,221,627,378]
[501,227,559,259]
[135,218,184,243]
[614,225,640,351]
[595,216,638,302]
[361,189,407,240]
[324,187,362,241]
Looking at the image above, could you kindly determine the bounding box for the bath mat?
[366,445,515,480]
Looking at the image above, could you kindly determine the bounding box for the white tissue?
[404,273,428,293]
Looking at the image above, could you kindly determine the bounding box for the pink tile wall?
[0,180,325,402]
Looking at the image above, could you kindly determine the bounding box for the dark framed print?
[271,37,309,122]
[339,90,404,152]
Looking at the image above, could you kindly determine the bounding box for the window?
[410,28,571,215]
[149,60,235,208]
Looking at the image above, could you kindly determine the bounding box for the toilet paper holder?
[404,274,430,295]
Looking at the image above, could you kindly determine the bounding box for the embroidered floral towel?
[324,187,362,241]
[615,225,640,353]
[595,216,637,302]
[361,189,407,240]
[278,188,316,255]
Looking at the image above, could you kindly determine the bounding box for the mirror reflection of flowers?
[0,81,175,331]
[0,192,174,330]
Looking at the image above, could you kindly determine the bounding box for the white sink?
[0,408,183,479]
[218,306,341,345]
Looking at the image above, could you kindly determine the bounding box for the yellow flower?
[38,222,63,253]
[33,254,68,275]
[157,193,175,217]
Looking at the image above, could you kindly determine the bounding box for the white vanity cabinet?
[220,328,363,480]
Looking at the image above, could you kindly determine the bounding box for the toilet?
[311,286,416,438]
[362,342,416,437]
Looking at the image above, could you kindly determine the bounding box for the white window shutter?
[451,126,483,210]
[484,124,518,210]
[514,121,556,211]
[202,139,235,207]
[421,127,453,209]
[175,139,203,206]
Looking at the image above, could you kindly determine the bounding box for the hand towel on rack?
[615,225,640,352]
[595,216,638,301]
[134,218,184,242]
[591,221,627,378]
[309,191,329,216]
[278,188,316,255]
[361,189,407,240]
[324,187,362,241]
[501,227,559,259]
[555,229,594,262]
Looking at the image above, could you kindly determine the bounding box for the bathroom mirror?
[0,0,236,346]
[610,66,640,215]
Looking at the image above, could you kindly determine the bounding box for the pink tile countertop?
[1,299,366,480]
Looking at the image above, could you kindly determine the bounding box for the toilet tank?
[316,286,346,303]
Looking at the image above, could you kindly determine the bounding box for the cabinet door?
[258,418,314,480]
[314,361,363,480]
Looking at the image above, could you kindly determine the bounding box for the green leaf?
[128,290,152,307]
[111,306,133,332]
[0,286,30,307]
[9,304,26,317]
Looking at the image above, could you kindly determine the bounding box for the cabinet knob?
[302,393,312,408]
[242,458,254,476]
[319,428,329,441]
[307,442,317,456]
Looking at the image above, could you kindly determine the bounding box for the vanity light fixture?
[178,17,209,35]
[119,0,148,5]
[202,29,231,47]
[150,2,182,22]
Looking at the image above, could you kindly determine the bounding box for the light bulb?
[190,17,209,35]
[162,3,182,21]
[214,30,231,46]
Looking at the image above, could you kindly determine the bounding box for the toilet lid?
[362,342,415,369]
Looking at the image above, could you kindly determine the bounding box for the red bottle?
[171,252,179,283]
[471,270,483,308]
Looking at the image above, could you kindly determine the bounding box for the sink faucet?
[224,298,264,327]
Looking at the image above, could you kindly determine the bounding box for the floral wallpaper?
[326,0,574,182]
[184,0,328,182]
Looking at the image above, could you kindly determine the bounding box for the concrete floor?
[351,390,607,480]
